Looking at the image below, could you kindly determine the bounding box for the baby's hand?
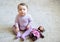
[26,25,30,30]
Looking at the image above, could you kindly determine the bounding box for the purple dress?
[13,14,33,39]
[15,14,33,30]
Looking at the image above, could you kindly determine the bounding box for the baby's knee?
[12,25,19,34]
[13,25,19,30]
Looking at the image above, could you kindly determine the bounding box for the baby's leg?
[12,25,21,39]
[21,28,32,40]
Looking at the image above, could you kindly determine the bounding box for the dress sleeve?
[28,15,33,26]
[14,15,19,28]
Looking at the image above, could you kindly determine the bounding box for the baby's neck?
[19,14,26,17]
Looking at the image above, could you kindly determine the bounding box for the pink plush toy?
[29,26,45,41]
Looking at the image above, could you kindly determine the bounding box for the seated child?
[29,26,45,41]
[12,3,33,41]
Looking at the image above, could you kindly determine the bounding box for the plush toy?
[29,26,45,41]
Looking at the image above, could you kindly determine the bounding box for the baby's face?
[18,5,28,16]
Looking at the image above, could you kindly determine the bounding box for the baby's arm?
[26,15,33,29]
[15,15,19,28]
[13,15,20,35]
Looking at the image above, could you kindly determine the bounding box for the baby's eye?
[23,9,25,10]
[19,9,22,11]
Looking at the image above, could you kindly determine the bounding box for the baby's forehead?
[18,5,28,9]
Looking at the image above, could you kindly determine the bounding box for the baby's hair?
[18,3,28,9]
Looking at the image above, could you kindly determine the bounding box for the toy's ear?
[38,26,40,30]
[38,26,43,30]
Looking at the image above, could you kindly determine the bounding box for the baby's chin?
[19,14,26,16]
